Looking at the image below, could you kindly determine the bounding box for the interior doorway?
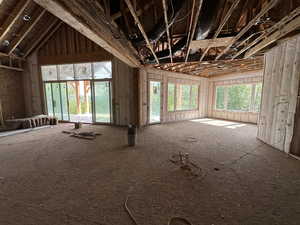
[149,80,161,124]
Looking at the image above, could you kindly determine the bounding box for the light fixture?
[3,40,10,47]
[23,15,31,21]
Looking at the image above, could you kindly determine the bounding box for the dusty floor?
[0,119,299,225]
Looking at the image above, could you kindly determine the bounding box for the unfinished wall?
[139,68,209,126]
[23,52,44,117]
[207,71,263,124]
[258,34,300,153]
[113,58,138,126]
[0,68,25,120]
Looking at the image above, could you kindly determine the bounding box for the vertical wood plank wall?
[257,34,300,153]
[139,68,209,126]
[34,24,137,126]
[207,71,263,124]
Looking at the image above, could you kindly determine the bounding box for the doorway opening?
[149,81,161,124]
[42,62,112,124]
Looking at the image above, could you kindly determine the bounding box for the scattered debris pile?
[170,152,201,177]
[62,131,101,140]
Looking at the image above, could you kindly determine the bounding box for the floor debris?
[62,131,101,140]
[125,196,193,225]
[170,152,201,177]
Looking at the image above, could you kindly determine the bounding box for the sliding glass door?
[42,61,112,124]
[94,81,111,123]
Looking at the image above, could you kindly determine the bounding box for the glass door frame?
[148,79,163,125]
[44,81,70,122]
[44,79,113,124]
[91,79,113,125]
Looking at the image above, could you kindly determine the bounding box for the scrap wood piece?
[62,130,102,140]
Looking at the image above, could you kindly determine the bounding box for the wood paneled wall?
[38,23,112,65]
[139,68,209,126]
[113,58,138,126]
[207,71,263,124]
[258,34,300,153]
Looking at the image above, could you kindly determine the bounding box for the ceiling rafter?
[215,0,280,60]
[185,0,204,62]
[124,0,160,64]
[0,0,31,44]
[8,9,46,55]
[200,0,241,61]
[162,0,173,64]
[23,17,59,57]
[33,0,141,67]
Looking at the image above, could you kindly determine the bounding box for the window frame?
[214,83,262,113]
[167,82,199,112]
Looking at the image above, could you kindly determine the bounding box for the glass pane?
[59,64,74,80]
[74,63,92,80]
[41,65,58,81]
[94,81,111,123]
[60,83,69,121]
[227,84,252,111]
[216,86,225,110]
[67,81,92,123]
[149,81,161,123]
[45,83,54,116]
[52,83,62,120]
[177,84,191,110]
[167,83,175,112]
[254,83,262,112]
[93,62,112,79]
[191,85,198,109]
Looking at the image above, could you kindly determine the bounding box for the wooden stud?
[162,0,173,63]
[124,0,160,64]
[215,0,279,60]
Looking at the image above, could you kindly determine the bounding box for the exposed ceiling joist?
[23,17,59,57]
[33,0,141,68]
[233,7,300,59]
[190,37,235,49]
[0,0,31,43]
[215,0,280,60]
[162,0,173,63]
[245,15,300,58]
[111,0,155,20]
[185,0,204,62]
[200,0,241,61]
[124,0,159,64]
[8,9,46,55]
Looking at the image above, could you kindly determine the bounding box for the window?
[59,64,74,80]
[215,83,262,112]
[74,63,92,80]
[167,83,199,112]
[93,62,112,79]
[227,84,251,111]
[168,83,175,111]
[41,65,58,81]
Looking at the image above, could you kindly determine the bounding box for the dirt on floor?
[0,119,299,225]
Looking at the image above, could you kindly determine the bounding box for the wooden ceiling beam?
[33,0,140,67]
[8,9,46,55]
[190,37,235,49]
[23,17,59,57]
[200,0,241,61]
[185,0,204,62]
[124,0,159,64]
[245,15,300,58]
[232,7,300,59]
[215,0,279,60]
[0,0,31,43]
[162,0,173,64]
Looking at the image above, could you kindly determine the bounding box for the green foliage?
[168,83,175,112]
[216,86,225,110]
[227,85,251,111]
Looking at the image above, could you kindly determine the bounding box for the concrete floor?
[0,119,299,225]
